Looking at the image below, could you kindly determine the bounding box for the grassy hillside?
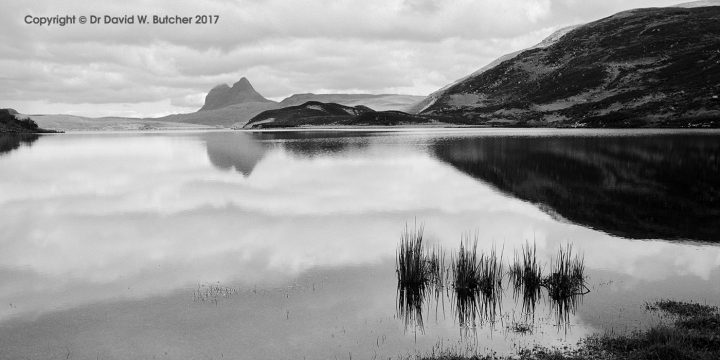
[422,6,720,127]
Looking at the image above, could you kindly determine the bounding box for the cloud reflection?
[0,131,718,327]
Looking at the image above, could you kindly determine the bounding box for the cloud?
[0,0,685,116]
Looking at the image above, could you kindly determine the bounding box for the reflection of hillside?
[252,132,371,157]
[203,132,268,176]
[0,134,39,155]
[433,134,720,242]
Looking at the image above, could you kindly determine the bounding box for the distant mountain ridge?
[418,5,720,127]
[158,79,426,129]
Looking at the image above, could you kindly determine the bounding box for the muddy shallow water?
[0,129,718,359]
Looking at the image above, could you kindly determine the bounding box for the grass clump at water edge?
[450,234,503,296]
[543,244,588,301]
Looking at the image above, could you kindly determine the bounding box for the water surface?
[0,129,718,359]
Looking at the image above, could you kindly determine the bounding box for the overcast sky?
[0,0,695,117]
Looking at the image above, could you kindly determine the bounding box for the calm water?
[0,129,718,359]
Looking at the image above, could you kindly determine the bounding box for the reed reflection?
[396,229,590,334]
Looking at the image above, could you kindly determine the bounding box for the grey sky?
[0,0,695,117]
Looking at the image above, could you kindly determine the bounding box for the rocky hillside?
[243,101,434,128]
[421,6,720,127]
[199,77,275,111]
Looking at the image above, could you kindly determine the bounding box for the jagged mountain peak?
[199,77,275,112]
[231,77,253,90]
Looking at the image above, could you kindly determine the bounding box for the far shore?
[27,126,720,136]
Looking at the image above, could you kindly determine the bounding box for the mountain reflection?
[432,134,720,242]
[0,134,39,155]
[203,132,269,176]
[203,131,373,175]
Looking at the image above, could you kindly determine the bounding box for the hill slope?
[0,109,56,133]
[421,6,720,127]
[408,25,578,114]
[243,101,435,128]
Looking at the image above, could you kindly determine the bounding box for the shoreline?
[19,125,720,134]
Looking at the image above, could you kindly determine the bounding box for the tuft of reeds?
[450,234,481,327]
[397,222,429,288]
[509,242,543,317]
[543,244,588,301]
[396,221,446,332]
[451,234,481,292]
[450,234,504,326]
[426,244,445,290]
[477,245,504,324]
[477,245,504,298]
[543,244,589,329]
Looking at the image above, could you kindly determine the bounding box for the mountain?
[419,6,720,127]
[243,101,434,128]
[0,109,56,133]
[171,78,424,128]
[198,77,275,111]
